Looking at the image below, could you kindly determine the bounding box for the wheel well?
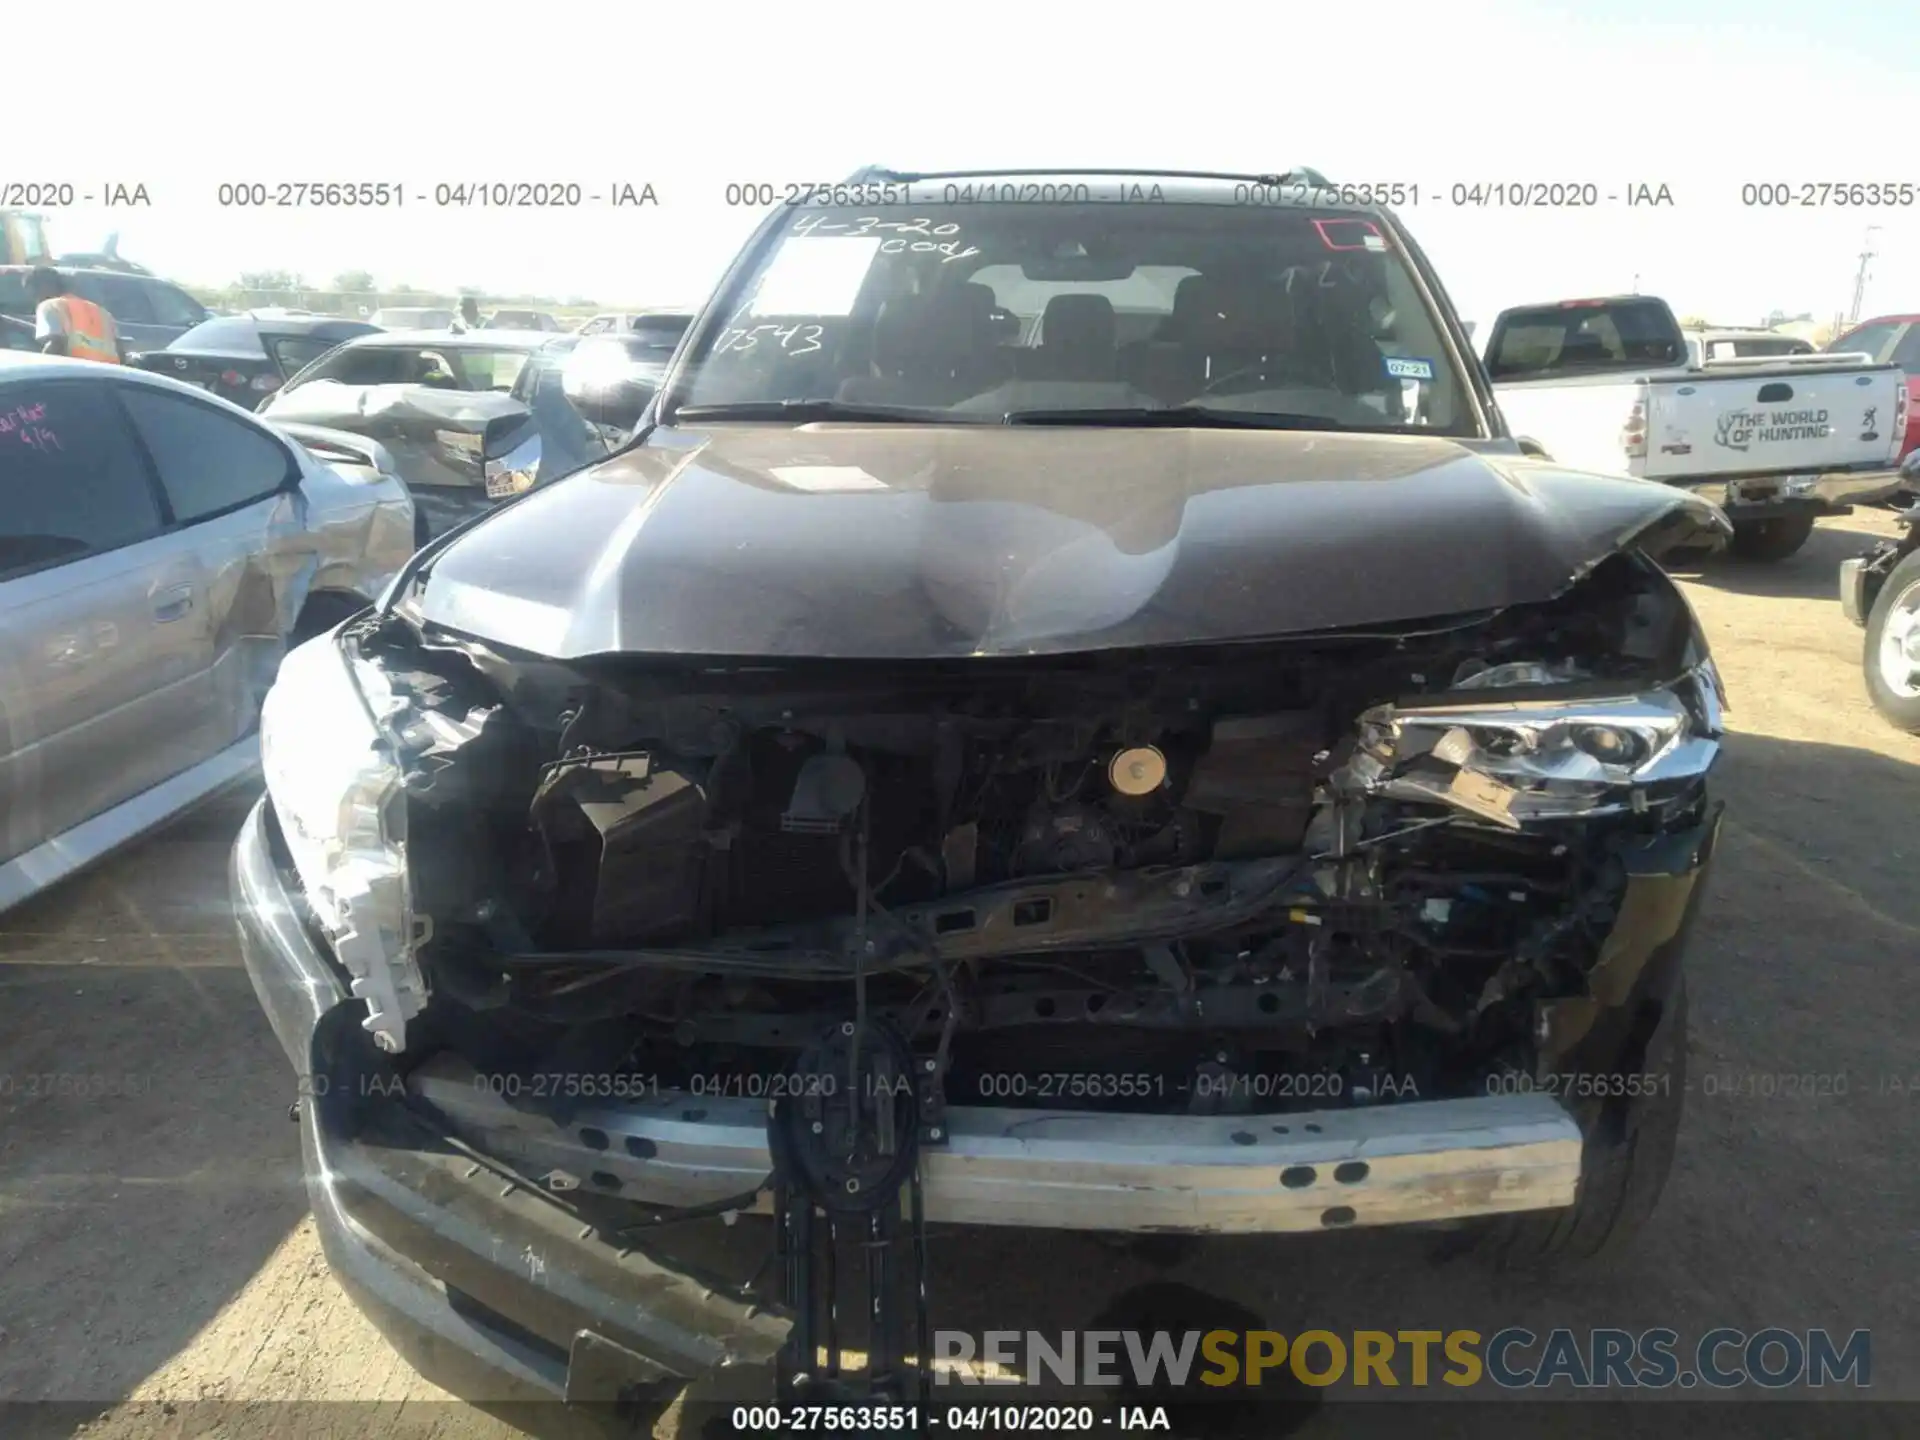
[291,588,371,645]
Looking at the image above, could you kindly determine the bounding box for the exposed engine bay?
[343,548,1723,1116]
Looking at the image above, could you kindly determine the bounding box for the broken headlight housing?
[1350,659,1726,827]
[259,628,426,1053]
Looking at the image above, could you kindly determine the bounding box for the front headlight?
[260,629,426,1053]
[1350,662,1725,827]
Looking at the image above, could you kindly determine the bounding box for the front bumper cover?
[235,795,1718,1404]
[233,798,789,1405]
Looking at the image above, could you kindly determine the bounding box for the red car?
[1828,315,1920,463]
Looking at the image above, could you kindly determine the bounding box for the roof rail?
[838,166,1338,187]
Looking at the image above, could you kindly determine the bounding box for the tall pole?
[1848,225,1881,327]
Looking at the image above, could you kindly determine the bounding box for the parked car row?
[0,263,212,353]
[255,329,619,538]
[1825,312,1920,464]
[0,352,416,913]
[0,305,676,916]
[135,314,382,410]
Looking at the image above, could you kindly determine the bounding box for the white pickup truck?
[1483,295,1908,560]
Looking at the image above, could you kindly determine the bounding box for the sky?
[16,0,1919,329]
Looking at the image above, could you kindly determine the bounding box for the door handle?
[152,584,195,623]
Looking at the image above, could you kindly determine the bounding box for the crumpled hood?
[263,384,532,487]
[414,425,1728,660]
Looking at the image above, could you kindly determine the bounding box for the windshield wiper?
[1000,405,1358,431]
[672,399,979,424]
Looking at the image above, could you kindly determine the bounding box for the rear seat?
[837,286,1007,405]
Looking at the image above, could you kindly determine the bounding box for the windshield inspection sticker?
[1385,356,1436,381]
[1313,218,1387,252]
[748,236,884,317]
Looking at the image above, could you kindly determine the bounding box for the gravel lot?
[3,512,1916,1439]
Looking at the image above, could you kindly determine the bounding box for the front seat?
[837,294,929,405]
[1126,275,1224,400]
[838,290,999,406]
[1025,294,1118,382]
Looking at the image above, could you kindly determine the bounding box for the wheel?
[1727,514,1815,561]
[1457,980,1687,1271]
[1863,549,1920,733]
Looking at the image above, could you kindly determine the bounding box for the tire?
[1862,549,1920,733]
[1458,980,1687,1272]
[1727,514,1815,562]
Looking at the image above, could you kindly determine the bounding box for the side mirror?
[1514,436,1552,460]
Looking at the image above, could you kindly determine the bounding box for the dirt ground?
[2,512,1916,1438]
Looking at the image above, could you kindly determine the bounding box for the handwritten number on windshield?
[716,323,826,358]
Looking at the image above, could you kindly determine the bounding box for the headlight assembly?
[1348,662,1725,828]
[260,628,427,1053]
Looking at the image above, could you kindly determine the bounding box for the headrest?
[1040,293,1117,353]
[1168,275,1225,339]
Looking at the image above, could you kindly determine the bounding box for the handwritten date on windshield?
[789,213,981,262]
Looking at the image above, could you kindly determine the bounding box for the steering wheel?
[1198,358,1328,398]
[1196,362,1281,397]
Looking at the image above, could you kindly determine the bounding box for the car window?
[1890,328,1920,369]
[1702,336,1810,360]
[172,316,266,354]
[972,264,1196,346]
[673,202,1475,434]
[628,318,691,355]
[72,273,157,325]
[450,348,531,390]
[1731,337,1810,357]
[116,386,293,523]
[0,269,31,315]
[298,344,431,386]
[268,335,345,377]
[1486,299,1685,380]
[1830,322,1899,362]
[147,284,208,328]
[579,316,612,335]
[370,308,453,330]
[0,381,166,578]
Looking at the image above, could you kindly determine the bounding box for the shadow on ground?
[0,790,309,1406]
[1665,521,1885,603]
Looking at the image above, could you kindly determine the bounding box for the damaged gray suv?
[233,168,1730,1420]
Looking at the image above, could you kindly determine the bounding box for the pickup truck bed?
[1486,297,1909,559]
